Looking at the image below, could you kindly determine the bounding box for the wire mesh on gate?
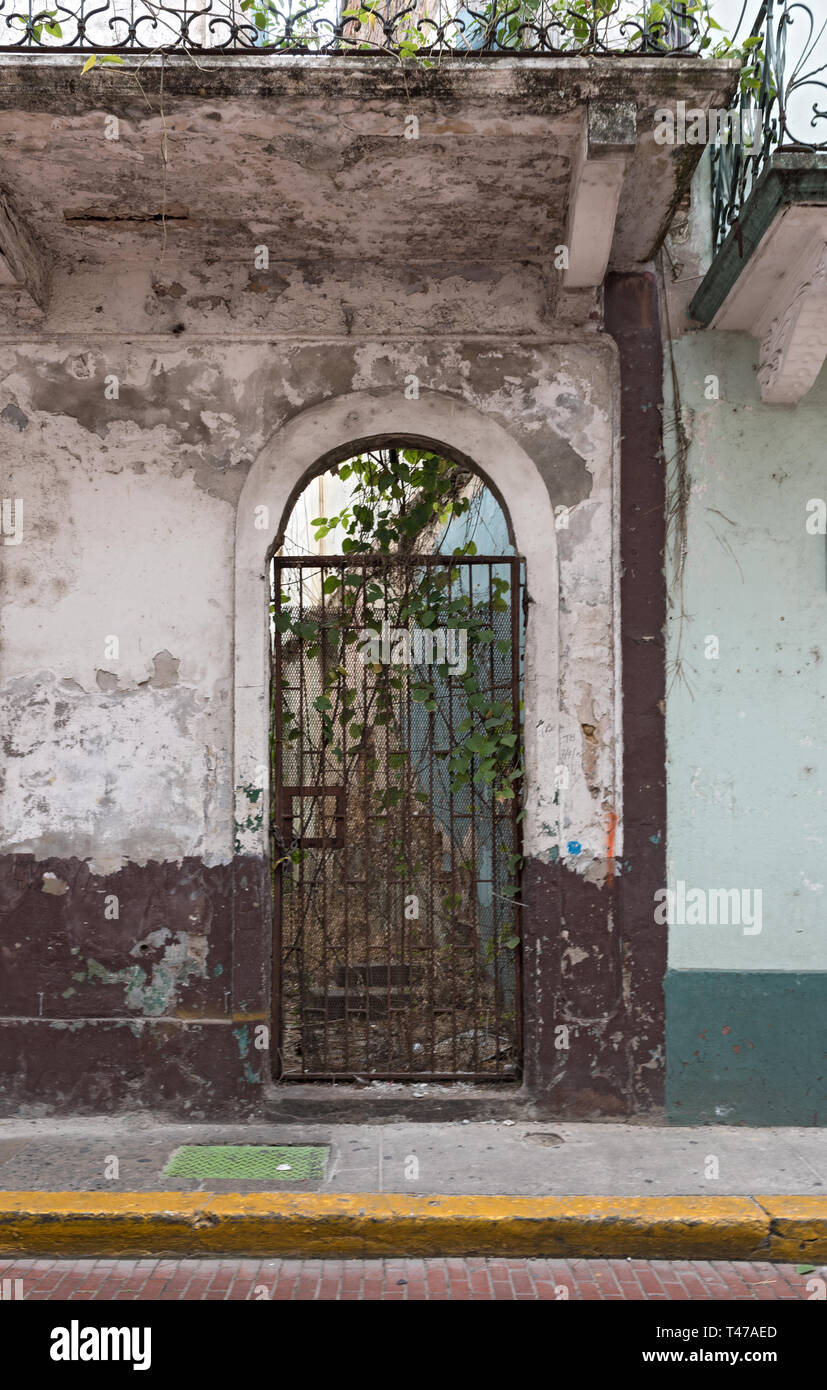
[270,552,525,1080]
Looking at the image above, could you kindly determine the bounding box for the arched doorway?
[233,389,564,1095]
[270,442,524,1080]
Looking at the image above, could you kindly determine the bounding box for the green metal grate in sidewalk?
[163,1145,329,1181]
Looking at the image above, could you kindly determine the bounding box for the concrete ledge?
[1,1193,824,1260]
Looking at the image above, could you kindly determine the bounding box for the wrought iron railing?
[0,1,715,57]
[712,0,827,250]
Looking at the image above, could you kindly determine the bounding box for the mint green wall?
[665,333,827,973]
[666,970,827,1126]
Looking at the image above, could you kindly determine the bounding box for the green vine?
[273,447,524,946]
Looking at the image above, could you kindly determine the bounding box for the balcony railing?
[0,1,717,57]
[712,0,827,250]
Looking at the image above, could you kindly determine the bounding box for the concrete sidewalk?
[0,1116,825,1195]
[1,1117,825,1260]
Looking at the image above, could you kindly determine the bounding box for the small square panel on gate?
[163,1144,329,1181]
[280,786,345,848]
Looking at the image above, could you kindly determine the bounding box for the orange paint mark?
[606,809,618,881]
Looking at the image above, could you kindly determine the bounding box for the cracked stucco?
[1,337,619,877]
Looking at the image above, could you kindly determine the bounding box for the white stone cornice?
[756,241,827,404]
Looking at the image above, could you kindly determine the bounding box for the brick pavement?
[0,1257,820,1300]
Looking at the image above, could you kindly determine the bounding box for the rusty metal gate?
[270,552,524,1080]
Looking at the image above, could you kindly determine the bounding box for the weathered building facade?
[0,2,823,1123]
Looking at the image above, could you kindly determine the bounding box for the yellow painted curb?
[0,1192,811,1259]
[755,1197,827,1262]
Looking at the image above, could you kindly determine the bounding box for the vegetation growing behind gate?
[270,447,525,1077]
[283,449,524,810]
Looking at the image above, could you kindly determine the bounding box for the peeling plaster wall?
[0,314,633,1115]
[1,336,618,876]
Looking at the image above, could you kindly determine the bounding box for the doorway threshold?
[261,1080,541,1124]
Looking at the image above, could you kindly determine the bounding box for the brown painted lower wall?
[0,854,232,1020]
[518,275,668,1117]
[0,1017,263,1117]
[0,853,269,1116]
[1,274,666,1119]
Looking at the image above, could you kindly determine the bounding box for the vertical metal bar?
[362,558,376,1063]
[448,558,457,1075]
[426,572,437,1073]
[383,555,392,1070]
[468,561,482,1074]
[341,555,351,1074]
[271,558,285,1079]
[297,561,308,1070]
[319,560,329,1072]
[403,559,414,1070]
[489,557,501,1072]
[511,554,523,1070]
